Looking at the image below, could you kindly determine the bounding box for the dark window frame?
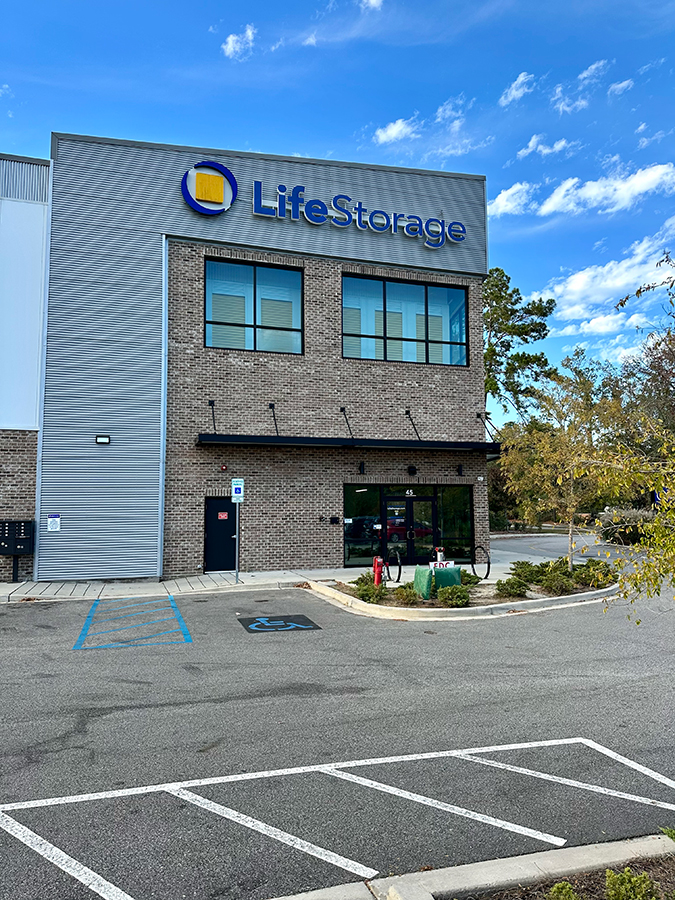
[204,258,305,356]
[341,273,469,367]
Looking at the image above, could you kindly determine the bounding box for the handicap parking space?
[3,738,675,900]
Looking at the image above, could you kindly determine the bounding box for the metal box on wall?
[0,520,35,556]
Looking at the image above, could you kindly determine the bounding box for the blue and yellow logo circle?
[181,161,238,216]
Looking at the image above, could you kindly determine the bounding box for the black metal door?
[204,497,236,572]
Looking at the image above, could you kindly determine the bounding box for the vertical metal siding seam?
[157,234,168,576]
[33,160,54,580]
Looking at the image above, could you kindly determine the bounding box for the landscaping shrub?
[437,585,470,607]
[510,560,541,583]
[540,572,575,595]
[395,584,418,606]
[547,883,584,900]
[573,559,615,587]
[605,868,661,900]
[495,576,528,598]
[460,569,480,586]
[351,571,387,603]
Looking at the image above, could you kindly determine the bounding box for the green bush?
[547,883,584,900]
[540,572,575,595]
[572,559,615,587]
[437,585,470,607]
[460,569,480,586]
[351,571,374,587]
[495,576,528,598]
[605,868,661,900]
[510,560,541,583]
[395,584,418,605]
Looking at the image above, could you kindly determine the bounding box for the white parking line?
[0,811,136,900]
[0,738,588,812]
[457,754,675,812]
[319,768,566,847]
[165,788,378,878]
[580,739,675,792]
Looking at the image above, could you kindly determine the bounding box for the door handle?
[407,529,415,540]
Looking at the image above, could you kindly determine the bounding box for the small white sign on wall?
[47,513,61,532]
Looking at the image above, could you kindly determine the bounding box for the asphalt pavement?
[1,582,674,900]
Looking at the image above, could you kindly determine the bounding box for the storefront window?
[342,275,468,366]
[344,484,473,566]
[206,261,302,354]
[343,485,382,566]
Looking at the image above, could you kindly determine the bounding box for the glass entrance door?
[411,499,434,563]
[385,497,435,565]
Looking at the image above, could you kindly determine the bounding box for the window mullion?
[383,280,387,361]
[425,286,429,364]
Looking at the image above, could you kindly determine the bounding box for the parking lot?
[2,586,675,899]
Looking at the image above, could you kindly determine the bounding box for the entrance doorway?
[204,497,236,572]
[385,496,435,566]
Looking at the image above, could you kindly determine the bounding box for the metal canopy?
[197,433,500,453]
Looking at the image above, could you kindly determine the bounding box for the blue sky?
[2,0,674,402]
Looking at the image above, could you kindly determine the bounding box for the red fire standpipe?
[373,556,384,586]
[435,546,445,563]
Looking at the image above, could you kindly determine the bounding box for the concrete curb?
[264,834,674,900]
[307,580,618,621]
[368,833,675,900]
[0,580,308,604]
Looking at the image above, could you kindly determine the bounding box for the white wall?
[0,197,47,429]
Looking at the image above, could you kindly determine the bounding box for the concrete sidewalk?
[0,533,604,603]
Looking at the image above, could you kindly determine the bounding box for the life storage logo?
[181,161,238,216]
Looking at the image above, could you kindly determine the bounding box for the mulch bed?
[463,855,675,900]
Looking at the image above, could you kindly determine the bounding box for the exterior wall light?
[95,435,111,444]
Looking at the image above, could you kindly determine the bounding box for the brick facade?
[164,240,489,576]
[0,429,37,581]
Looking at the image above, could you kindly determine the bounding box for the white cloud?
[538,163,675,216]
[551,312,650,337]
[435,93,473,122]
[516,134,581,159]
[635,122,647,134]
[551,84,589,115]
[303,32,318,45]
[638,58,666,75]
[0,84,12,98]
[637,130,670,149]
[578,59,610,83]
[426,119,493,159]
[360,0,383,8]
[498,72,535,107]
[533,215,675,321]
[221,24,256,60]
[208,25,218,34]
[7,110,13,118]
[608,79,634,97]
[373,115,421,145]
[487,182,539,217]
[270,38,284,51]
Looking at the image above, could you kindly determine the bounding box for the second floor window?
[206,260,303,355]
[342,275,468,366]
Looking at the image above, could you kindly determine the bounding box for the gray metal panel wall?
[0,156,50,202]
[37,134,487,579]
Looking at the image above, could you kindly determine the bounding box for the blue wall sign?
[182,163,466,250]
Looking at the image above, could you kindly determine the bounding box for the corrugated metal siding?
[36,135,487,580]
[0,157,49,202]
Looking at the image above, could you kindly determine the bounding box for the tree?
[499,350,622,571]
[483,267,556,416]
[601,252,675,607]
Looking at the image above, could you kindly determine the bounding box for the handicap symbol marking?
[239,615,321,633]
